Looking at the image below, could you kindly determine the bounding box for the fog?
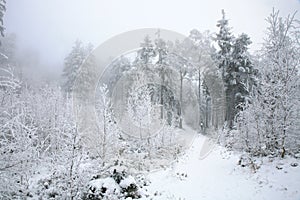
[4,0,300,80]
[1,1,300,198]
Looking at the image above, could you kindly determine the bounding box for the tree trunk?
[179,74,183,128]
[198,69,202,131]
[102,111,106,162]
[205,98,210,129]
[160,68,164,120]
[225,88,235,129]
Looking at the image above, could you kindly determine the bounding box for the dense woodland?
[0,1,299,199]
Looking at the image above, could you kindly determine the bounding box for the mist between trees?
[0,4,299,199]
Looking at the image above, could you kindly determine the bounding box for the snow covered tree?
[215,10,254,129]
[202,65,226,131]
[216,10,234,81]
[132,36,156,86]
[127,81,155,140]
[231,34,255,93]
[185,29,215,130]
[31,87,93,199]
[138,35,156,65]
[74,46,97,102]
[0,66,29,199]
[215,10,235,128]
[167,50,189,129]
[134,34,177,125]
[104,55,131,90]
[225,33,253,128]
[202,79,211,129]
[62,40,92,95]
[259,9,299,157]
[154,30,169,120]
[0,0,5,38]
[0,34,16,65]
[236,9,300,158]
[62,40,86,94]
[0,22,36,197]
[154,30,167,65]
[95,84,120,164]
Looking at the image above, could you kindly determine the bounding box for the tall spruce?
[216,10,253,128]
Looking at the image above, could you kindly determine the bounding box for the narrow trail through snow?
[143,131,300,200]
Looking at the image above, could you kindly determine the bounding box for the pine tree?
[74,43,97,101]
[231,34,255,94]
[216,10,234,81]
[138,35,156,65]
[216,10,253,129]
[215,10,235,128]
[62,40,86,94]
[226,33,253,127]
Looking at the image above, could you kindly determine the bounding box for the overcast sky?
[4,0,300,75]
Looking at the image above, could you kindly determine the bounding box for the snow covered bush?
[83,163,144,199]
[0,66,38,199]
[85,177,121,200]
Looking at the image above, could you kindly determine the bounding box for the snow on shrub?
[83,164,143,199]
[86,177,121,199]
[119,176,141,199]
[119,176,136,188]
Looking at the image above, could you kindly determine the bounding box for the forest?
[0,1,300,199]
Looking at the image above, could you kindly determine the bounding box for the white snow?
[120,176,136,188]
[89,177,121,195]
[143,133,300,200]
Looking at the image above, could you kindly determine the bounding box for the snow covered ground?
[143,132,300,200]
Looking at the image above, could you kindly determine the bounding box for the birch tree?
[236,9,300,157]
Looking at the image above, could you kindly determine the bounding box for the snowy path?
[143,133,300,200]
